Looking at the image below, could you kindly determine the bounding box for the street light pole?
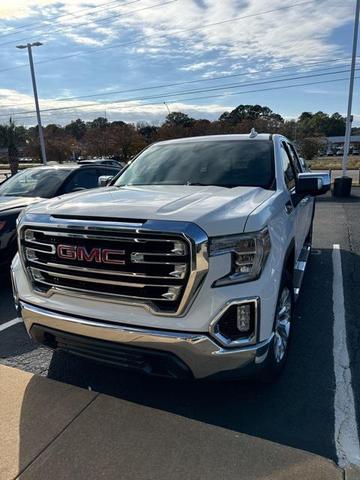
[343,0,360,176]
[16,42,47,165]
[334,0,360,196]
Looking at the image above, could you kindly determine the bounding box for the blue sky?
[0,0,358,126]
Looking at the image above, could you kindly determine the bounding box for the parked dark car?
[0,163,120,269]
[77,158,126,168]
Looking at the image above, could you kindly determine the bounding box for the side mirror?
[296,172,330,196]
[98,175,114,187]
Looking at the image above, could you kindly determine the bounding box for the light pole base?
[333,176,352,197]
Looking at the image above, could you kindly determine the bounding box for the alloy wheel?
[273,286,292,363]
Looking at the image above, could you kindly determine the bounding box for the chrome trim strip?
[209,297,260,348]
[20,301,272,379]
[10,264,19,310]
[30,280,179,303]
[295,261,306,271]
[24,238,57,249]
[27,258,187,280]
[25,246,55,255]
[30,266,180,290]
[25,228,180,244]
[130,258,187,266]
[18,215,209,317]
[131,251,187,259]
[45,218,146,229]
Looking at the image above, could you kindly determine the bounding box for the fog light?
[210,299,258,348]
[237,304,251,332]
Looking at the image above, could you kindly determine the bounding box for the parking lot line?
[0,318,22,332]
[332,244,360,468]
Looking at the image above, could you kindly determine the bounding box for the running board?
[293,244,311,302]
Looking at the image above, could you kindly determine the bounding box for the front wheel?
[260,272,294,383]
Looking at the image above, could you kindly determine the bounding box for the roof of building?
[327,135,360,143]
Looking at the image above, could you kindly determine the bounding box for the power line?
[10,76,358,124]
[0,0,140,39]
[2,66,355,118]
[0,0,318,74]
[0,0,168,48]
[162,76,360,107]
[0,56,352,110]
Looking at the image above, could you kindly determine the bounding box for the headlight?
[16,207,28,227]
[210,227,271,286]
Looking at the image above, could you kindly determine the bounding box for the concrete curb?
[344,465,360,479]
[0,364,346,480]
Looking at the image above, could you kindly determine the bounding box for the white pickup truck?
[11,132,330,381]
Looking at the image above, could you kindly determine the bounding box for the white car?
[11,132,329,381]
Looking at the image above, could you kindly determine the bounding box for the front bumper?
[20,301,273,380]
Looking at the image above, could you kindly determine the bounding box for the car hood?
[0,196,41,214]
[25,186,274,236]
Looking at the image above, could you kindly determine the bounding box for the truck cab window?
[280,143,296,190]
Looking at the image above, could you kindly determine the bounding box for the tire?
[260,270,294,383]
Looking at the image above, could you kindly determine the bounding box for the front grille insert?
[21,226,194,314]
[31,325,193,379]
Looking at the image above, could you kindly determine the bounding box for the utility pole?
[334,0,360,196]
[16,42,47,165]
[164,102,171,115]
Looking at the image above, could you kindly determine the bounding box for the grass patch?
[309,156,360,170]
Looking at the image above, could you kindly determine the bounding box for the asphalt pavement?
[0,188,359,478]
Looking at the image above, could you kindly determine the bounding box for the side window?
[280,143,296,190]
[100,167,120,177]
[287,143,302,174]
[62,168,101,194]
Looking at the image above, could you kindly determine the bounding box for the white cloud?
[0,88,232,126]
[64,32,105,47]
[180,61,219,72]
[0,0,356,125]
[1,0,354,66]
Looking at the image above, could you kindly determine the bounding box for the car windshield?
[115,140,275,189]
[0,167,72,198]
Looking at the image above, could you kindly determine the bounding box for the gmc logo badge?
[56,244,125,265]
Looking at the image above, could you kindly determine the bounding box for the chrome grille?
[20,225,202,315]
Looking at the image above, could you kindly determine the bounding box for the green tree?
[0,119,26,175]
[137,123,159,143]
[65,119,86,140]
[219,104,284,126]
[298,137,326,160]
[87,117,109,130]
[165,112,195,127]
[297,111,345,138]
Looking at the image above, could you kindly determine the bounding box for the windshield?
[0,168,72,198]
[115,140,275,189]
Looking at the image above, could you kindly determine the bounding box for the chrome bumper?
[20,301,272,379]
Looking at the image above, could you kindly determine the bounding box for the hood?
[0,196,41,214]
[25,186,274,236]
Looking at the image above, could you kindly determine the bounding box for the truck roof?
[156,134,272,145]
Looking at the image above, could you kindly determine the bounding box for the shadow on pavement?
[317,186,360,203]
[0,275,51,370]
[16,374,341,479]
[45,248,338,462]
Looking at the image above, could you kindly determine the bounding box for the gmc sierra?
[11,132,330,381]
